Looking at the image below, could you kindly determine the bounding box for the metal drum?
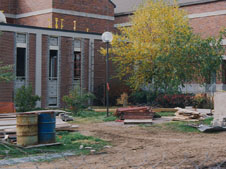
[16,113,38,146]
[38,111,56,144]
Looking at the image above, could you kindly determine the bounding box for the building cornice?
[5,8,115,21]
[115,9,226,27]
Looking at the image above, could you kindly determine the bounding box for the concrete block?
[213,92,226,126]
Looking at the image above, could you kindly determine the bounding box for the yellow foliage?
[116,92,129,107]
[109,0,191,89]
[102,0,224,92]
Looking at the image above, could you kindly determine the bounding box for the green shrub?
[63,87,95,115]
[129,90,147,105]
[15,85,40,112]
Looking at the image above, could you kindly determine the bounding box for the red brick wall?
[16,0,52,14]
[16,13,52,28]
[0,0,16,14]
[0,31,15,102]
[115,15,131,24]
[114,1,226,38]
[6,18,15,24]
[93,40,116,89]
[28,34,36,94]
[189,15,226,38]
[60,37,73,107]
[0,0,16,24]
[52,13,114,33]
[53,0,114,16]
[41,35,48,108]
[94,40,106,88]
[1,0,115,33]
[182,1,226,14]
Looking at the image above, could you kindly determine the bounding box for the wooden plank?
[94,109,116,113]
[124,115,153,120]
[124,119,152,124]
[124,112,154,116]
[24,142,62,149]
[153,108,177,112]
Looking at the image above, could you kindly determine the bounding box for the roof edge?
[0,23,102,35]
[115,0,222,16]
[179,0,221,7]
[109,0,116,8]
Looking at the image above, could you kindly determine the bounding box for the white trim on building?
[4,8,114,21]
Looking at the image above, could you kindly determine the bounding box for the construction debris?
[0,111,78,143]
[115,107,154,125]
[173,107,204,121]
[124,119,152,125]
[59,113,74,122]
[115,107,154,120]
[189,124,226,133]
[24,142,62,149]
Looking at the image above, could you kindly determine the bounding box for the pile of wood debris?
[115,107,154,124]
[0,110,78,143]
[173,107,204,121]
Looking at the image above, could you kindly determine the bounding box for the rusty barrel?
[38,111,56,144]
[16,113,38,146]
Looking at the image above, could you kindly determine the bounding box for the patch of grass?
[74,110,117,124]
[157,111,175,117]
[163,121,199,132]
[202,117,213,125]
[103,116,117,122]
[77,110,106,118]
[0,132,108,159]
[149,117,214,133]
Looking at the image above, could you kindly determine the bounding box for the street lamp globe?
[0,11,6,23]
[102,32,113,43]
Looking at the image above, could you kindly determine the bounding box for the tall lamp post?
[102,32,113,117]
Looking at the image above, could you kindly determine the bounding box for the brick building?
[112,0,226,93]
[0,0,115,108]
[1,0,226,109]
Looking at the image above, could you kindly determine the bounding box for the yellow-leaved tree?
[105,0,224,94]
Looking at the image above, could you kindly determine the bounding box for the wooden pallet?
[124,119,153,124]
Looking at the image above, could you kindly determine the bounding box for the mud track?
[5,122,226,169]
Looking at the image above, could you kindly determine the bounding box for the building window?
[74,52,81,79]
[49,50,58,79]
[16,34,26,43]
[49,37,58,46]
[16,48,26,77]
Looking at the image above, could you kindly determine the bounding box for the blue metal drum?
[38,111,56,144]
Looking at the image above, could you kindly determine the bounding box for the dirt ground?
[4,120,226,169]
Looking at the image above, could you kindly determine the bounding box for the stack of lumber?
[115,107,154,124]
[173,108,204,121]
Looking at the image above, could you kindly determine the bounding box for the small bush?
[15,85,40,112]
[193,93,213,109]
[63,87,95,115]
[129,90,147,105]
[116,92,129,107]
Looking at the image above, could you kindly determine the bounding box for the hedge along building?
[0,0,116,108]
[112,0,226,93]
